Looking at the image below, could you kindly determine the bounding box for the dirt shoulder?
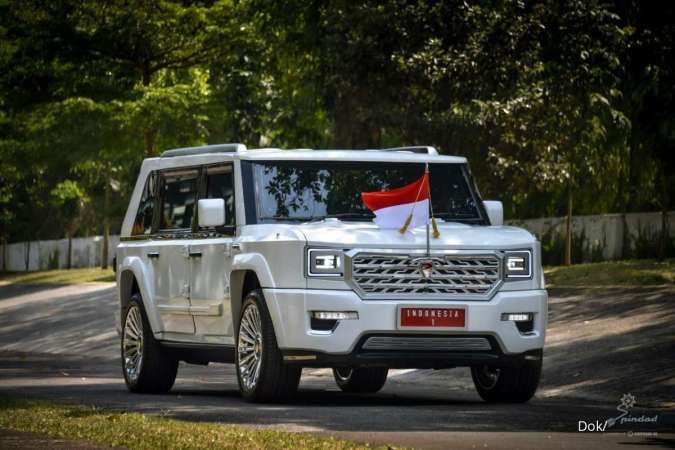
[540,286,675,408]
[0,428,122,450]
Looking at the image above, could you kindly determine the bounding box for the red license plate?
[399,307,465,328]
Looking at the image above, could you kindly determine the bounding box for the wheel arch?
[118,257,160,334]
[230,270,261,335]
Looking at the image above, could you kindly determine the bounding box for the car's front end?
[263,224,547,370]
[237,151,547,401]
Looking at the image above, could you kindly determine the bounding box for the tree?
[50,180,88,268]
[616,1,675,259]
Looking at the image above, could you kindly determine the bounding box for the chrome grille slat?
[350,253,501,298]
[362,336,492,351]
[356,273,496,280]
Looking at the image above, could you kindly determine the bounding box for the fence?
[0,235,119,272]
[507,211,674,265]
[0,212,672,271]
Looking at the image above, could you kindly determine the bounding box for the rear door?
[188,163,236,341]
[152,168,200,335]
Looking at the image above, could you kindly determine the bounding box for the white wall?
[1,235,120,271]
[0,211,672,271]
[507,211,673,261]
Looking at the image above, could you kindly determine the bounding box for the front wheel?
[471,359,542,403]
[236,290,301,403]
[333,367,389,393]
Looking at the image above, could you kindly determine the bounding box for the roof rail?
[160,143,247,158]
[380,146,438,155]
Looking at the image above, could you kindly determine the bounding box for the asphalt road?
[0,282,673,449]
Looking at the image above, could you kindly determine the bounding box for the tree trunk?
[144,128,157,157]
[619,150,630,259]
[67,235,72,270]
[101,176,110,270]
[333,85,381,148]
[25,241,30,271]
[1,235,6,271]
[564,185,573,266]
[656,167,670,260]
[141,66,157,156]
[658,208,668,261]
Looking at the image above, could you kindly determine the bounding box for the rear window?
[131,172,156,236]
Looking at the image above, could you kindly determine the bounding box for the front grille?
[350,253,501,298]
[362,336,492,352]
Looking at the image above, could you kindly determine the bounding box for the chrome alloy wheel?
[474,365,500,390]
[238,303,263,391]
[334,367,353,382]
[123,305,144,382]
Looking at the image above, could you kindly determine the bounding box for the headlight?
[504,250,532,279]
[307,249,344,277]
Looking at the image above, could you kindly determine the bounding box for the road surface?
[0,282,673,449]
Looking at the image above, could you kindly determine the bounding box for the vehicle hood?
[243,219,536,250]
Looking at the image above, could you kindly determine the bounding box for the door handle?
[231,243,241,251]
[147,252,160,259]
[188,250,202,258]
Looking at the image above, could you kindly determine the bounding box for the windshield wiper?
[264,213,374,223]
[267,216,316,222]
[306,213,374,223]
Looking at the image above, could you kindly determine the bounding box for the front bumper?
[263,288,547,364]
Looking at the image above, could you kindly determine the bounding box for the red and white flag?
[361,173,430,232]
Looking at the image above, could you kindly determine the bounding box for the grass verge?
[0,268,115,284]
[544,258,675,287]
[0,396,389,450]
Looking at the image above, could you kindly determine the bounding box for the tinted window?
[251,161,484,224]
[159,169,199,230]
[131,172,156,235]
[205,165,235,227]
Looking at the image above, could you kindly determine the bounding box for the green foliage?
[541,227,590,266]
[0,0,673,245]
[544,259,675,287]
[47,250,59,270]
[0,395,387,449]
[0,268,115,284]
[628,223,675,259]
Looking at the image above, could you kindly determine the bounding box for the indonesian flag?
[361,173,430,232]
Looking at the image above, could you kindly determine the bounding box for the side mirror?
[198,198,226,228]
[483,200,503,226]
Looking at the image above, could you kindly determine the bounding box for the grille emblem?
[412,257,441,280]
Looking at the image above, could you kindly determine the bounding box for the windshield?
[249,161,486,224]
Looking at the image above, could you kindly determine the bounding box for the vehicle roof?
[238,148,467,163]
[145,147,467,167]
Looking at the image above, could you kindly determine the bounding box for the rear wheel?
[333,367,389,393]
[236,289,301,402]
[121,294,178,393]
[471,359,542,403]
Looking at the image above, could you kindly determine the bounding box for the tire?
[471,359,542,403]
[236,289,301,403]
[121,293,178,393]
[333,367,389,393]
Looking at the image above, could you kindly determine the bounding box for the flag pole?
[425,163,430,256]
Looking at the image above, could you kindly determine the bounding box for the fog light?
[311,311,358,320]
[501,313,533,322]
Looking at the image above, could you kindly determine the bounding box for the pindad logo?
[578,394,659,432]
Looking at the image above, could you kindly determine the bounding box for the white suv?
[115,144,547,403]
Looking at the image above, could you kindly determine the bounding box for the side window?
[204,164,235,228]
[131,172,156,236]
[159,169,199,231]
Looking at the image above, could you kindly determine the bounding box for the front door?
[152,168,200,335]
[189,164,236,342]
